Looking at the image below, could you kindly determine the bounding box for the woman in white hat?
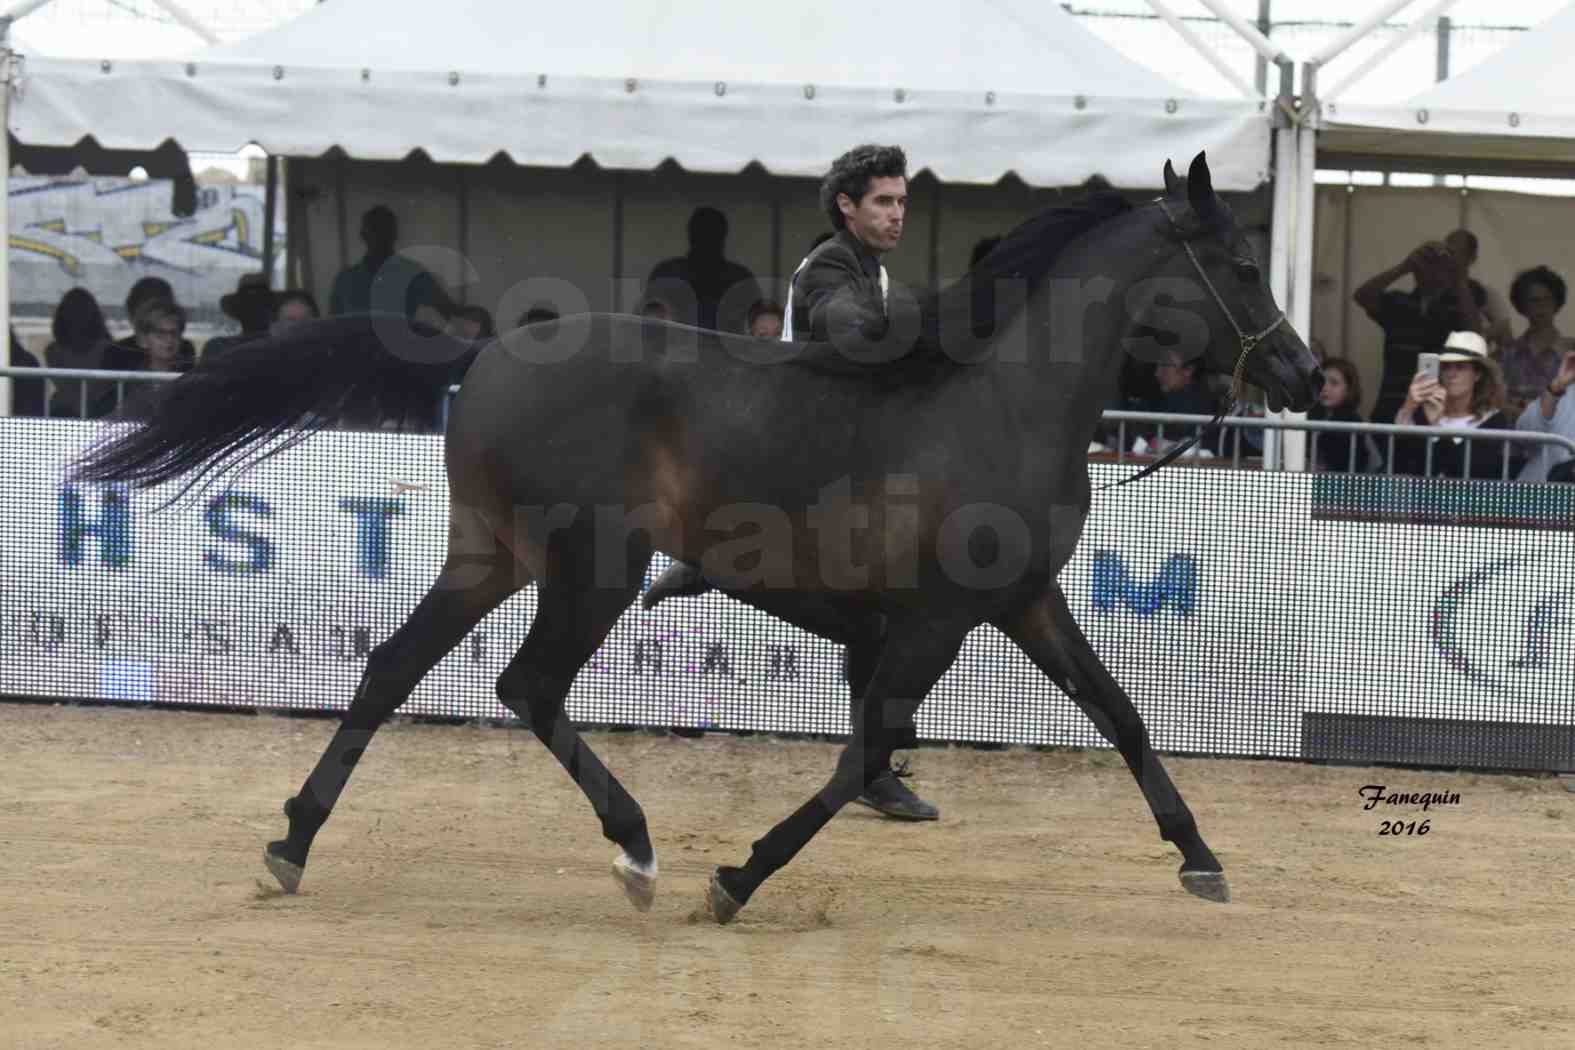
[1393,330,1523,479]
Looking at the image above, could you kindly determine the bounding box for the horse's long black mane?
[782,191,1136,384]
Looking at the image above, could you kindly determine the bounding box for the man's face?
[838,175,906,255]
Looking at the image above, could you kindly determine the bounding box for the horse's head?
[1138,152,1322,412]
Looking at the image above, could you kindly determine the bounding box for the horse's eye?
[1233,261,1261,284]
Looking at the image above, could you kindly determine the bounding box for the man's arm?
[1352,258,1413,321]
[795,245,884,345]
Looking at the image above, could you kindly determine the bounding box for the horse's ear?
[1187,151,1217,218]
[1162,159,1182,198]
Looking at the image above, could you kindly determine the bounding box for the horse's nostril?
[1309,367,1326,395]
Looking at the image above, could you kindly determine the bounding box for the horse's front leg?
[995,584,1229,903]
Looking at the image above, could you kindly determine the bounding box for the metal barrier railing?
[0,364,181,419]
[1096,411,1575,481]
[5,367,1575,481]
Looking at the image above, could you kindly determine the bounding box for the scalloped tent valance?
[8,0,1271,190]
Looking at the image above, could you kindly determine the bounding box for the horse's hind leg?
[707,614,969,923]
[494,533,658,912]
[263,515,522,894]
[995,584,1228,903]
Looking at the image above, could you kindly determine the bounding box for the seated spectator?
[1498,265,1575,418]
[272,289,321,334]
[1307,356,1379,473]
[203,273,277,359]
[7,328,46,417]
[447,305,496,341]
[1514,349,1575,483]
[1136,352,1217,455]
[45,287,118,418]
[116,276,198,363]
[746,299,784,340]
[112,298,194,419]
[1392,331,1523,480]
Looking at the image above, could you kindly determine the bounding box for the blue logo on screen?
[1091,551,1198,617]
[58,484,406,580]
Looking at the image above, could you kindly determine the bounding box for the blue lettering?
[1091,551,1198,617]
[205,492,274,574]
[338,497,405,580]
[59,485,131,569]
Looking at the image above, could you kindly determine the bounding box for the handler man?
[643,143,940,822]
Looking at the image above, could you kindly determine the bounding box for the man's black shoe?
[855,760,939,821]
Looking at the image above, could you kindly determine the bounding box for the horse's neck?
[991,209,1161,447]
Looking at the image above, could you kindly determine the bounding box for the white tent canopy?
[8,0,1270,189]
[1318,2,1575,173]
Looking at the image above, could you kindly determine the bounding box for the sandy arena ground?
[0,701,1570,1050]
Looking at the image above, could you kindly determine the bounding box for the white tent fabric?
[1318,2,1575,168]
[8,0,1270,189]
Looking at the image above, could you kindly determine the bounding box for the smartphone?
[1418,352,1441,380]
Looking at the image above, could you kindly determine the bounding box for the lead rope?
[1095,200,1287,491]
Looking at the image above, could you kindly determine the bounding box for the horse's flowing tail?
[71,313,481,498]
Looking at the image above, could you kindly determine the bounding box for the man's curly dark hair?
[820,144,907,231]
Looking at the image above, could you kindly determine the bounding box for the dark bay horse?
[74,153,1321,923]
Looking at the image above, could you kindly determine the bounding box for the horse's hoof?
[705,869,743,925]
[1180,868,1230,903]
[263,843,304,894]
[612,852,658,913]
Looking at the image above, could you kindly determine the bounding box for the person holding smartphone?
[1393,331,1522,479]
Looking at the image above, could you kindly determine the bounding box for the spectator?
[272,289,321,334]
[643,206,760,332]
[7,328,46,417]
[203,273,277,359]
[329,204,452,324]
[117,276,198,363]
[1392,331,1521,480]
[447,305,495,341]
[44,287,118,418]
[1307,356,1378,473]
[1444,229,1513,347]
[1514,348,1575,483]
[1353,239,1484,423]
[746,299,784,339]
[1133,351,1216,454]
[1498,265,1575,418]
